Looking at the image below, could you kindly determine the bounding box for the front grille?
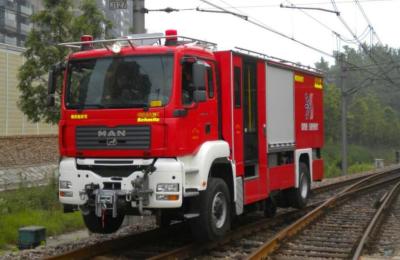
[76,125,150,150]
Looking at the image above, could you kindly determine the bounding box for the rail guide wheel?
[82,211,125,234]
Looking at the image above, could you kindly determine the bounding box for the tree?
[17,0,111,124]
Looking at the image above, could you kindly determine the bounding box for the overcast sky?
[145,0,400,68]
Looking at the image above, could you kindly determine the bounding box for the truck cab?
[50,31,324,240]
[50,31,232,239]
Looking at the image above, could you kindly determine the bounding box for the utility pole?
[132,0,145,33]
[339,55,348,175]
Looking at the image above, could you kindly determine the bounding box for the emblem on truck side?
[304,93,314,120]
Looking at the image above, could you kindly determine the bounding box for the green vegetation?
[322,142,393,178]
[315,46,400,178]
[18,0,111,123]
[0,181,83,250]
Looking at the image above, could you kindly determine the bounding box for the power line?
[354,0,383,44]
[330,0,398,87]
[283,0,360,45]
[280,0,400,89]
[198,0,398,89]
[280,4,339,15]
[352,0,400,74]
[204,0,394,10]
[200,0,334,58]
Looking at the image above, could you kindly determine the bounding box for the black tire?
[264,197,277,218]
[190,178,231,241]
[82,210,125,234]
[285,162,311,209]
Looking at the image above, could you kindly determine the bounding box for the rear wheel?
[264,197,277,217]
[285,162,310,209]
[190,178,231,241]
[82,210,125,234]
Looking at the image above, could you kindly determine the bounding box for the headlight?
[156,183,179,192]
[59,180,72,189]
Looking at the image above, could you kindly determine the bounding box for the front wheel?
[82,210,125,234]
[285,162,311,209]
[190,178,231,241]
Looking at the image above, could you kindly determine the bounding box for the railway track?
[355,179,400,259]
[46,166,400,260]
[249,167,400,260]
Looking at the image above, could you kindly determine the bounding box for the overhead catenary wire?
[198,0,398,89]
[331,0,398,87]
[201,0,394,10]
[284,0,364,45]
[282,0,393,92]
[353,0,400,74]
[354,0,383,45]
[200,0,334,58]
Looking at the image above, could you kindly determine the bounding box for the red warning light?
[165,29,178,46]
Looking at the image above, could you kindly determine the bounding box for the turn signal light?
[156,194,179,201]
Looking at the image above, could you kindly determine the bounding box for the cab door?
[177,57,218,154]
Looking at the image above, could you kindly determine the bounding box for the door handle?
[205,123,211,134]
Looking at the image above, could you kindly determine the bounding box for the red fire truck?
[48,30,324,240]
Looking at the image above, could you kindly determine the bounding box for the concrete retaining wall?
[0,164,58,191]
[0,135,59,191]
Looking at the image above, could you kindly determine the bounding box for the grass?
[0,180,84,250]
[323,142,396,178]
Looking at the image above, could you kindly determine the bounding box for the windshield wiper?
[68,103,150,110]
[67,103,105,111]
[105,103,149,109]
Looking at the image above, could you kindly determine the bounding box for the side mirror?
[192,62,206,91]
[47,68,56,107]
[47,95,55,107]
[193,90,206,102]
[47,62,65,107]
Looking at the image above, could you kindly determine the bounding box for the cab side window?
[207,66,215,99]
[181,63,194,105]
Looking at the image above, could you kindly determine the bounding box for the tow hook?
[94,189,118,218]
[129,158,157,215]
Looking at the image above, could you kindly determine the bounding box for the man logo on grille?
[97,129,126,146]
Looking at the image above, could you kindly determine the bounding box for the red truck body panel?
[59,42,324,207]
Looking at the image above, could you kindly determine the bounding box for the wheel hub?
[212,192,227,229]
[300,173,309,199]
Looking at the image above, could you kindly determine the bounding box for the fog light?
[59,191,73,197]
[59,180,72,189]
[157,183,179,192]
[156,194,179,201]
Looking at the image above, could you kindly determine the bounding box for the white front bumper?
[59,157,184,208]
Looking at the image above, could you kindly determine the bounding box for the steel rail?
[148,166,400,260]
[311,170,377,194]
[147,205,317,260]
[247,168,400,259]
[47,166,400,260]
[352,180,400,259]
[45,223,188,260]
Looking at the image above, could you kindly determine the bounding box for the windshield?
[65,55,173,109]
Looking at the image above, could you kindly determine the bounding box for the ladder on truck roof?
[58,32,218,51]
